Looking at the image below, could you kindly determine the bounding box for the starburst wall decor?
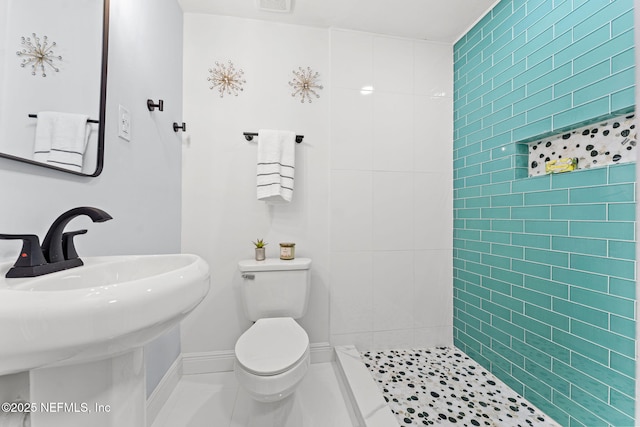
[289,66,323,103]
[16,33,62,77]
[208,60,246,98]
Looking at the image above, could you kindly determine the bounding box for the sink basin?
[0,254,210,375]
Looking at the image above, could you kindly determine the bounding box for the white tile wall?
[372,172,414,250]
[413,95,454,173]
[414,326,453,348]
[329,29,453,350]
[414,43,453,97]
[373,329,415,350]
[181,15,330,354]
[373,36,414,94]
[180,21,454,357]
[331,30,373,90]
[414,250,454,328]
[330,252,374,334]
[372,251,415,331]
[331,332,374,349]
[373,92,414,171]
[330,88,373,171]
[329,170,373,251]
[414,172,453,250]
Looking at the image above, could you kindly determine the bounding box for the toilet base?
[234,347,310,403]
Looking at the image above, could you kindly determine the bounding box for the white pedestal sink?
[0,254,210,427]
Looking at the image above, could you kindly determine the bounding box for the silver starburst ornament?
[16,33,62,77]
[208,61,246,98]
[289,67,323,103]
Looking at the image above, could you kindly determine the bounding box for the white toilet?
[234,257,312,402]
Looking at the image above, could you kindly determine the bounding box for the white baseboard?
[146,355,182,427]
[182,349,235,375]
[182,342,334,375]
[310,342,334,364]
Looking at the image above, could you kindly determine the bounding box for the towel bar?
[29,114,99,124]
[243,132,303,143]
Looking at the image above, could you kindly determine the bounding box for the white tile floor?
[151,363,356,427]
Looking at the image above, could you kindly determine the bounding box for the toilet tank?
[238,258,311,321]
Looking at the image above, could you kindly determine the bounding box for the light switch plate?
[118,104,131,141]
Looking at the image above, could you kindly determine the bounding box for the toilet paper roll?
[0,410,28,427]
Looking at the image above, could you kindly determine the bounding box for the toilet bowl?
[234,317,310,402]
[235,258,312,402]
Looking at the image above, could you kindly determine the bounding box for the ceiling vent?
[256,0,291,13]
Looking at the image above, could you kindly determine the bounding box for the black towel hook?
[147,99,164,111]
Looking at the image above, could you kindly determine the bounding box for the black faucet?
[0,207,112,278]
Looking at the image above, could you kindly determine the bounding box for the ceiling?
[179,0,500,43]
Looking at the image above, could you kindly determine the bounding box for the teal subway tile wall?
[453,1,635,426]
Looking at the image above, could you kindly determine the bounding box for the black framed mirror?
[0,0,108,177]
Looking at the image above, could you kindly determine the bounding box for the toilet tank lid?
[238,257,311,272]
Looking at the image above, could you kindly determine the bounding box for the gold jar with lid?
[279,243,295,260]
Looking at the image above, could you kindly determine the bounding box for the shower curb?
[334,345,399,427]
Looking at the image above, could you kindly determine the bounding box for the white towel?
[256,129,296,203]
[33,111,90,172]
[33,112,55,163]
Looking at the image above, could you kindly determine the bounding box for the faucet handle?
[0,234,48,268]
[62,230,87,260]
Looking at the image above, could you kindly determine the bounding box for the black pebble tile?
[361,347,559,427]
[526,114,636,177]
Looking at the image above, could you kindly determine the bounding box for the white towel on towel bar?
[33,111,90,172]
[33,112,56,163]
[256,129,296,203]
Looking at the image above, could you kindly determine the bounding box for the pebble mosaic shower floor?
[361,347,559,426]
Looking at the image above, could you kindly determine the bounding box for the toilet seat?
[235,317,309,376]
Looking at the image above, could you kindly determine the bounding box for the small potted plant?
[253,239,267,261]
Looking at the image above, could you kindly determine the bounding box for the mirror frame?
[0,0,109,177]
